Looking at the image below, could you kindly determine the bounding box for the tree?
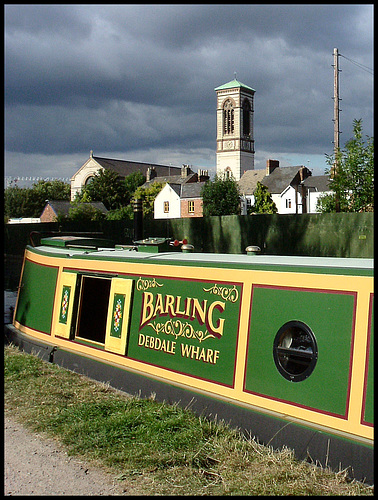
[201,173,241,216]
[32,179,71,203]
[317,119,374,213]
[67,202,106,222]
[249,182,277,214]
[123,171,146,202]
[77,169,146,211]
[106,205,134,220]
[133,182,164,219]
[4,184,29,219]
[4,179,70,219]
[77,169,125,210]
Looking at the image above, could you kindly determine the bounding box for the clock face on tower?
[225,140,234,149]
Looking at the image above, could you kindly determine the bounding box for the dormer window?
[223,100,234,134]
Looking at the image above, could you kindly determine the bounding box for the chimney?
[299,165,310,182]
[266,159,279,175]
[197,169,209,182]
[299,166,305,182]
[181,164,190,178]
[146,166,156,182]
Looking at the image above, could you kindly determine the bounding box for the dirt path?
[4,416,140,496]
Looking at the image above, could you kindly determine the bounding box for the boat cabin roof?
[27,236,373,277]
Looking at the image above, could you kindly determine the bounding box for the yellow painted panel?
[54,272,77,339]
[105,278,134,355]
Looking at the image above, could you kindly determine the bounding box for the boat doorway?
[75,276,111,344]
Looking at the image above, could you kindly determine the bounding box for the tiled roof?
[238,170,266,195]
[43,200,108,216]
[142,173,197,189]
[45,201,71,216]
[261,166,311,194]
[93,156,184,179]
[214,79,255,92]
[303,175,331,192]
[181,182,207,198]
[167,184,182,197]
[159,181,208,199]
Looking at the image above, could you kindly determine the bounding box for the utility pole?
[332,47,341,211]
[332,48,340,175]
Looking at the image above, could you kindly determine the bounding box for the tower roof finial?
[234,71,237,80]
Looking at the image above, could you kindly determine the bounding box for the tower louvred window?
[223,100,234,134]
[243,99,251,136]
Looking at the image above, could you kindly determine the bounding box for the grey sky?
[4,4,374,184]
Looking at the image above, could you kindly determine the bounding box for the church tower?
[215,78,255,181]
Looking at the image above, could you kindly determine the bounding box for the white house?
[238,160,320,214]
[154,184,181,219]
[238,169,266,215]
[154,180,208,219]
[260,164,312,214]
[303,175,332,213]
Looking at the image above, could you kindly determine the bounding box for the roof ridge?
[93,156,182,170]
[214,79,255,92]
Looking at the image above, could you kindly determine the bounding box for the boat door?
[104,278,134,355]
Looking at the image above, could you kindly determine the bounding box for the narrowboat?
[5,235,374,483]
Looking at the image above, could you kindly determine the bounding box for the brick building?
[40,200,108,222]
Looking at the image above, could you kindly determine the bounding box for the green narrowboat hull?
[6,237,374,483]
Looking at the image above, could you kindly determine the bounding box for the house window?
[223,100,234,134]
[286,199,292,209]
[188,201,195,213]
[164,201,169,213]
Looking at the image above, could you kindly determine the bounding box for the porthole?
[273,321,318,382]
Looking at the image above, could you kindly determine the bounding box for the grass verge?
[4,344,374,496]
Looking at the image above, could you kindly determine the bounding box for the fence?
[4,212,373,290]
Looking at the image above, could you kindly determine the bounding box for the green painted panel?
[127,277,242,386]
[363,295,374,424]
[15,259,58,334]
[110,293,125,339]
[59,285,71,324]
[245,286,355,416]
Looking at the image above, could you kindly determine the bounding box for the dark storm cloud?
[4,4,373,177]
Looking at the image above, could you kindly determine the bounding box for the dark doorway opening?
[76,276,111,344]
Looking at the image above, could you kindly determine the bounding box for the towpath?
[4,415,142,496]
[4,291,140,496]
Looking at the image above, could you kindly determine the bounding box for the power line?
[339,53,374,75]
[4,176,71,188]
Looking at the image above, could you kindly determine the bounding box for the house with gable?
[40,200,108,222]
[239,159,315,214]
[303,175,332,213]
[154,183,182,219]
[153,167,209,219]
[238,169,267,215]
[70,151,194,201]
[262,162,312,214]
